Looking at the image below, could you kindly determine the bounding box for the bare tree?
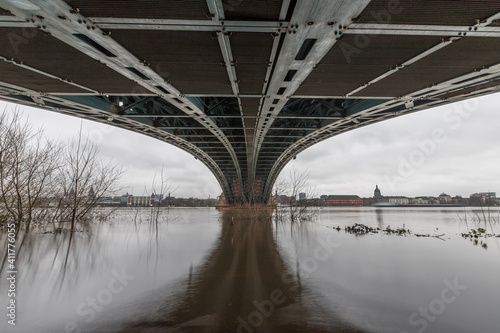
[0,109,60,229]
[273,167,317,222]
[0,109,62,274]
[127,165,177,225]
[53,127,123,228]
[148,165,177,224]
[0,109,124,277]
[0,109,123,230]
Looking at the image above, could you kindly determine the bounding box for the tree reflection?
[0,218,108,300]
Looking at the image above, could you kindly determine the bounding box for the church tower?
[374,185,382,198]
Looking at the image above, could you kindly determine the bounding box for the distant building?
[112,196,122,205]
[274,195,294,205]
[325,195,363,206]
[386,196,410,205]
[452,196,465,205]
[479,192,497,205]
[439,193,452,204]
[121,194,131,206]
[88,186,95,199]
[98,196,114,205]
[151,193,164,206]
[368,185,386,205]
[470,192,498,206]
[415,196,430,205]
[128,196,151,207]
[299,192,306,201]
[67,188,75,201]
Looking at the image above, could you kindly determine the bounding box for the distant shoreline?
[372,203,466,208]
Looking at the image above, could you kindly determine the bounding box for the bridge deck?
[1,0,500,203]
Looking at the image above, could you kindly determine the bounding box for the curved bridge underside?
[1,0,500,204]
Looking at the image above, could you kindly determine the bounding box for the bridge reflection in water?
[5,208,498,332]
[116,210,363,333]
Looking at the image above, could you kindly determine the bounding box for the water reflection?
[0,220,107,293]
[1,208,223,333]
[117,209,364,332]
[5,207,499,332]
[375,209,384,229]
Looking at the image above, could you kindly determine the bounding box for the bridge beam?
[252,0,372,200]
[2,1,500,204]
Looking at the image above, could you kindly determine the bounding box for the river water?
[1,207,499,333]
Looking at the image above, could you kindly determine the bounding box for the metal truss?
[2,1,500,204]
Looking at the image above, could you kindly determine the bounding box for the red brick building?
[324,195,363,206]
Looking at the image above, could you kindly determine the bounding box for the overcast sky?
[1,92,499,199]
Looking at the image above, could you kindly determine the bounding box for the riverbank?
[372,203,466,207]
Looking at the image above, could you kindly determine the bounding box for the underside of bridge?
[1,1,500,204]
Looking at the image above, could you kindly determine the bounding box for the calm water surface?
[1,207,499,332]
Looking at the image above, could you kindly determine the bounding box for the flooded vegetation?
[1,207,500,332]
